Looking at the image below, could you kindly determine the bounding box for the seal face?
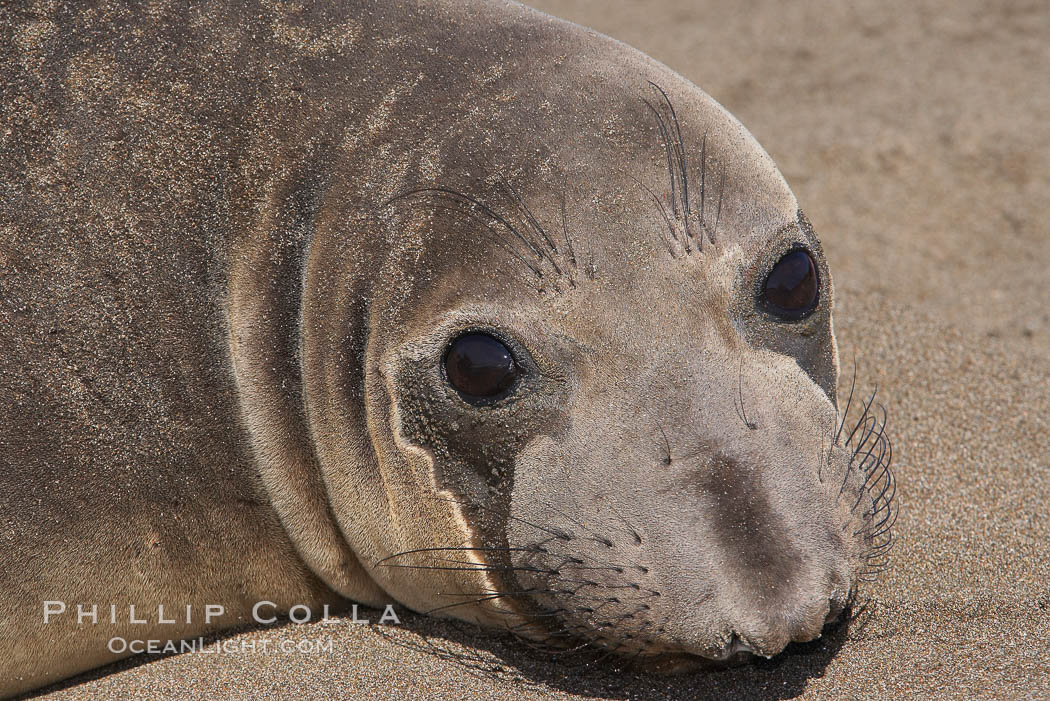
[0,0,896,693]
[365,79,896,663]
[358,71,897,671]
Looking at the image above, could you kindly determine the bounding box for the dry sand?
[34,0,1050,698]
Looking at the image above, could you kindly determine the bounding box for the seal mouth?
[570,594,853,674]
[635,644,754,675]
[717,634,755,661]
[634,616,849,674]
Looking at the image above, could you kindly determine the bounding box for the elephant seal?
[0,0,896,695]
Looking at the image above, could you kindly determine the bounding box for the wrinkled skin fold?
[0,0,894,695]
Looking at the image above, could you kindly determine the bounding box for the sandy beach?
[33,0,1049,698]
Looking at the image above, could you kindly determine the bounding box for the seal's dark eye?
[444,333,519,399]
[760,249,820,320]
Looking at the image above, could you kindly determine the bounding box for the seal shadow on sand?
[29,601,873,700]
[372,606,867,701]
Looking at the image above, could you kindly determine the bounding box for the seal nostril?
[708,634,755,665]
[825,598,845,626]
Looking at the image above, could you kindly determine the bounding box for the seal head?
[230,0,895,665]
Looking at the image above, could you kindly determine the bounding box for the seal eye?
[760,249,820,320]
[444,333,519,399]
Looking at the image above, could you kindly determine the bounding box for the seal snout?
[728,592,841,658]
[670,587,846,664]
[642,441,860,661]
[710,538,856,658]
